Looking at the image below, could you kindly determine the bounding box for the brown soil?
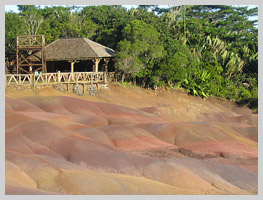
[5,83,257,195]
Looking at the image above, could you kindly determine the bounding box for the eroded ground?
[5,84,258,194]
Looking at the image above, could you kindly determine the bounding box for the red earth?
[5,84,258,195]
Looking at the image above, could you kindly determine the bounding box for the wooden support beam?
[18,52,30,65]
[42,35,46,73]
[18,75,21,85]
[96,58,100,72]
[83,83,86,94]
[68,60,78,73]
[57,71,61,83]
[104,58,110,73]
[18,66,30,74]
[16,42,19,74]
[92,58,101,72]
[33,73,36,91]
[71,61,75,73]
[19,64,43,67]
[29,64,33,74]
[18,50,42,65]
[35,66,42,71]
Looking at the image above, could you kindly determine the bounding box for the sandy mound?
[5,85,257,195]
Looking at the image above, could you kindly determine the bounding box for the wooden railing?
[17,35,45,48]
[5,71,112,86]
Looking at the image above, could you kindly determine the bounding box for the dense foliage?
[5,5,258,109]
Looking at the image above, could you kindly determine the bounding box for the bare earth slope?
[5,84,258,195]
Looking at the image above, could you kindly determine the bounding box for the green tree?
[5,12,25,60]
[17,5,37,13]
[81,6,131,49]
[23,12,43,35]
[115,19,164,84]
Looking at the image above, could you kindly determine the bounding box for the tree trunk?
[121,74,125,83]
[142,78,146,88]
[133,77,136,85]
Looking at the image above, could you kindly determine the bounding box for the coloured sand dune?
[5,85,258,194]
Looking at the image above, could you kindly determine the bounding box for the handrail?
[5,71,112,86]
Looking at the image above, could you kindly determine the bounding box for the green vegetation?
[5,5,258,109]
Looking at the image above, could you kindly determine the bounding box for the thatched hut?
[43,37,114,73]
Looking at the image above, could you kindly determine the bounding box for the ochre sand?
[5,84,258,194]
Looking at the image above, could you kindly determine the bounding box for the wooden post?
[19,75,21,85]
[29,64,33,74]
[71,61,75,73]
[93,58,101,72]
[70,60,79,81]
[58,71,61,83]
[104,58,110,73]
[96,58,100,72]
[104,72,107,84]
[33,73,36,91]
[42,35,47,73]
[16,37,19,74]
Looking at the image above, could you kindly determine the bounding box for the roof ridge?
[83,38,100,58]
[45,38,60,48]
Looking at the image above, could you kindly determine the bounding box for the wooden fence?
[5,71,115,87]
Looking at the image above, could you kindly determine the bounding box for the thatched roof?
[44,37,114,61]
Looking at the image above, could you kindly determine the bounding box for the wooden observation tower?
[16,35,46,74]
